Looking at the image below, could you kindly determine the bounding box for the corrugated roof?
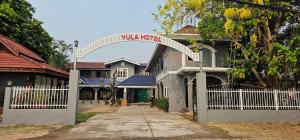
[72,62,108,69]
[117,76,156,88]
[80,78,120,87]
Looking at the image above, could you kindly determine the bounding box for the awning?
[80,78,121,87]
[117,76,156,89]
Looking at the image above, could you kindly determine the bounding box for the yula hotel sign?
[120,34,161,43]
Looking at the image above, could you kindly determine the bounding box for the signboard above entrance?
[76,33,199,61]
[121,34,161,43]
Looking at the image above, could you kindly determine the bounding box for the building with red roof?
[0,35,69,107]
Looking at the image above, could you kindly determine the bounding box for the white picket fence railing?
[207,89,300,110]
[10,86,69,109]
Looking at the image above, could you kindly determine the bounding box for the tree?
[156,0,300,88]
[0,0,71,69]
[49,40,73,69]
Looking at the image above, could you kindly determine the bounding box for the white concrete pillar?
[123,88,127,99]
[187,82,193,111]
[94,88,99,101]
[182,53,186,67]
[196,72,207,123]
[212,52,216,67]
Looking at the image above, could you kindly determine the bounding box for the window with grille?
[116,68,128,78]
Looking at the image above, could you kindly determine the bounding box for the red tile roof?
[72,62,108,69]
[175,25,198,34]
[0,35,45,62]
[0,35,69,78]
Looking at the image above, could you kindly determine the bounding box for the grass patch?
[60,125,74,130]
[76,112,98,123]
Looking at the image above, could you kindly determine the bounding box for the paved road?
[62,105,233,140]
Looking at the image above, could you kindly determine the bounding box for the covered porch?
[117,76,156,104]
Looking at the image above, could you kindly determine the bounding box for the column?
[155,87,158,99]
[187,82,193,111]
[196,72,207,123]
[67,70,80,125]
[123,88,127,99]
[211,52,216,67]
[94,88,99,102]
[2,86,12,125]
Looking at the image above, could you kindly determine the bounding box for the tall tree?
[0,0,71,69]
[156,0,300,88]
[0,0,53,61]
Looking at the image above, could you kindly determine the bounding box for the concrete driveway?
[62,105,233,140]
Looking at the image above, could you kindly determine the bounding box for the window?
[117,68,128,78]
[80,70,91,78]
[96,71,101,78]
[164,87,168,97]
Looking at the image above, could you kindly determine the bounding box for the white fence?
[9,86,69,109]
[207,89,300,110]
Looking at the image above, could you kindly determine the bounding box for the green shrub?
[154,97,169,112]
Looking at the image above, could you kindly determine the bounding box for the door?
[135,89,149,103]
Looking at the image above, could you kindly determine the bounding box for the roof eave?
[105,58,141,66]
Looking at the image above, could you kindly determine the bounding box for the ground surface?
[0,125,61,140]
[207,122,300,140]
[1,105,300,140]
[42,105,233,140]
[0,104,118,140]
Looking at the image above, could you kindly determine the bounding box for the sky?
[28,0,164,63]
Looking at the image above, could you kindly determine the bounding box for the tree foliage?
[49,40,73,69]
[156,0,300,88]
[0,0,71,68]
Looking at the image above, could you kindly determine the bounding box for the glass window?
[117,68,128,78]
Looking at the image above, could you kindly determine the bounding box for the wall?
[0,73,31,107]
[205,110,300,123]
[167,74,186,112]
[215,43,230,67]
[166,48,182,71]
[195,73,300,123]
[79,69,110,79]
[157,73,186,112]
[185,43,230,68]
[2,70,79,125]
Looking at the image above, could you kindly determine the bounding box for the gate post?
[2,86,12,125]
[68,70,80,125]
[196,72,207,123]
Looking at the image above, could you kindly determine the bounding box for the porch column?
[187,82,193,111]
[94,88,99,101]
[155,87,158,98]
[212,52,216,67]
[123,88,127,99]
